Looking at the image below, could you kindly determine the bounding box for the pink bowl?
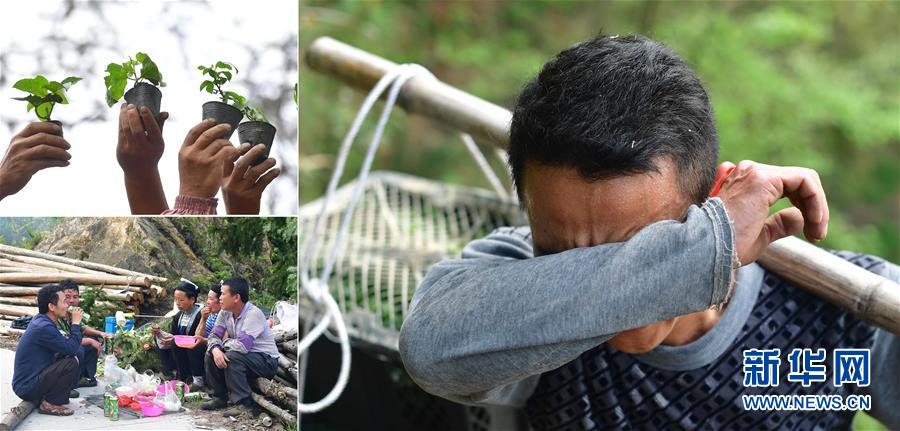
[140,400,164,417]
[173,335,198,348]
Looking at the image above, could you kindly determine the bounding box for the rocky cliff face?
[34,217,213,280]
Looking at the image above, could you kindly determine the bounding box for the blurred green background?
[300,0,899,264]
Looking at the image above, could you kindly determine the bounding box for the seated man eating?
[58,279,109,389]
[201,276,279,417]
[12,284,85,416]
[399,35,898,429]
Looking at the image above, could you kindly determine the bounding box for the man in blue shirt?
[12,283,85,416]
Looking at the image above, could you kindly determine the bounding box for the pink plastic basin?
[173,335,198,348]
[140,400,164,417]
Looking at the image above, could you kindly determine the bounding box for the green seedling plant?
[104,52,166,107]
[11,75,82,121]
[198,61,248,109]
[243,104,269,123]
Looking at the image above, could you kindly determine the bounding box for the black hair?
[174,281,199,302]
[222,276,249,303]
[508,34,719,205]
[59,279,79,293]
[37,284,64,314]
[209,282,222,299]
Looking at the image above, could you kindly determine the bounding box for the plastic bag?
[162,382,181,412]
[135,370,160,394]
[102,354,134,387]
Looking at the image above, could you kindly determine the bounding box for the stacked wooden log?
[251,328,299,425]
[0,244,168,321]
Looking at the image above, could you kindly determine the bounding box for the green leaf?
[123,61,136,80]
[104,64,128,106]
[34,102,54,121]
[61,76,82,89]
[13,76,50,97]
[12,95,44,108]
[138,53,164,86]
[224,91,246,109]
[215,61,232,70]
[243,105,268,123]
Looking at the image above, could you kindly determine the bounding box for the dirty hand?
[715,160,829,265]
[70,306,84,325]
[212,347,229,369]
[178,120,237,199]
[222,143,281,215]
[150,326,161,335]
[0,122,71,201]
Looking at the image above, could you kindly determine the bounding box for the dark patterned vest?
[524,252,885,431]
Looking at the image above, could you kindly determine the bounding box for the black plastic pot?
[202,101,243,140]
[46,120,63,137]
[237,121,276,165]
[123,83,163,127]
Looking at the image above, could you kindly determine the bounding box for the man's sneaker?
[77,377,97,388]
[221,403,252,418]
[201,397,227,411]
[68,389,80,399]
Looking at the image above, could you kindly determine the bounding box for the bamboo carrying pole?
[305,36,900,335]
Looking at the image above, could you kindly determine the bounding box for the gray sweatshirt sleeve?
[865,261,900,429]
[399,198,737,407]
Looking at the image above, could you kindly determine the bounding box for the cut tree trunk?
[0,305,37,317]
[0,273,151,287]
[0,326,25,336]
[0,400,35,431]
[273,329,298,343]
[0,287,40,296]
[277,339,297,355]
[0,253,106,275]
[252,377,298,405]
[249,392,296,425]
[0,245,168,283]
[0,297,36,306]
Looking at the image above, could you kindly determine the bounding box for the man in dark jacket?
[12,283,85,416]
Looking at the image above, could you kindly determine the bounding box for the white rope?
[459,133,509,199]
[297,64,435,414]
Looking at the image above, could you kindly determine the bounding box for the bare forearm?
[124,170,168,214]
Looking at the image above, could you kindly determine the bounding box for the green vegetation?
[11,75,82,121]
[301,1,899,264]
[103,52,166,106]
[198,61,247,107]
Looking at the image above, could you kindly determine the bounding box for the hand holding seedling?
[222,143,281,215]
[178,119,238,199]
[714,160,829,266]
[0,122,71,201]
[104,52,165,107]
[117,103,170,214]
